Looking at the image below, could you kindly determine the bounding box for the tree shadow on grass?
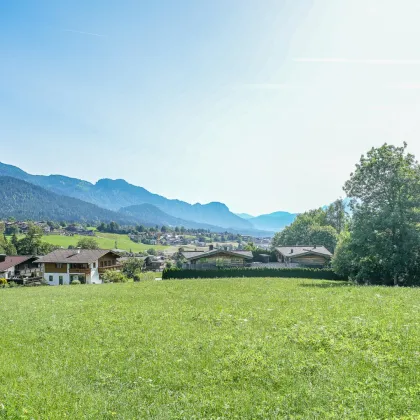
[299,281,352,289]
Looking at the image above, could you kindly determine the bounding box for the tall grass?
[1,278,419,418]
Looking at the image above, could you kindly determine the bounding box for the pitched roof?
[0,256,36,272]
[275,246,332,258]
[182,249,253,261]
[35,249,120,264]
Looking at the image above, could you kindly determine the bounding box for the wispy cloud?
[294,58,420,65]
[63,29,105,38]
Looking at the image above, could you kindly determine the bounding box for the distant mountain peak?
[0,161,261,233]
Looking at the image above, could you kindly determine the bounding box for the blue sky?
[2,0,420,215]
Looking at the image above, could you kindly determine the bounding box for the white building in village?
[35,249,121,285]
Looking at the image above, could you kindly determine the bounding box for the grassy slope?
[39,232,171,253]
[1,279,419,419]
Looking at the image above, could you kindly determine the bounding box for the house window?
[59,276,63,283]
[92,262,96,268]
[56,263,63,269]
[49,275,53,282]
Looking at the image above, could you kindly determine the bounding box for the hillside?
[120,204,225,231]
[235,212,254,220]
[246,211,297,231]
[0,162,253,231]
[0,177,136,224]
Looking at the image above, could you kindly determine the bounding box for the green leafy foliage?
[76,237,99,250]
[101,270,128,283]
[162,267,343,280]
[272,200,347,252]
[336,143,420,285]
[122,258,145,278]
[14,224,56,255]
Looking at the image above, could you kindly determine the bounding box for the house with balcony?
[35,249,121,285]
[181,246,253,269]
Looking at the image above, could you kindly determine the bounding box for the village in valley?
[0,215,333,286]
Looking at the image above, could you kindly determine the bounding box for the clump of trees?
[273,143,420,286]
[76,237,99,249]
[333,143,420,286]
[1,223,56,256]
[272,199,347,253]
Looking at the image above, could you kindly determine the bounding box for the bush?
[133,271,155,282]
[8,281,18,288]
[0,278,7,288]
[133,271,142,282]
[101,270,128,283]
[71,279,81,285]
[162,267,345,281]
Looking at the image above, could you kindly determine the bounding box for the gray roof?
[35,249,120,264]
[275,246,332,258]
[182,249,253,261]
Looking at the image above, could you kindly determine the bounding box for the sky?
[1,0,420,216]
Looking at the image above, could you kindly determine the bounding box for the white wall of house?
[89,264,101,284]
[0,268,15,279]
[44,272,71,286]
[41,261,103,285]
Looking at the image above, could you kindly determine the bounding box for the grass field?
[1,278,419,418]
[40,232,171,253]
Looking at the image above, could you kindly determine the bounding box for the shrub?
[71,279,81,285]
[101,270,128,283]
[133,272,142,282]
[8,281,18,288]
[133,271,155,282]
[0,278,7,288]
[162,267,345,281]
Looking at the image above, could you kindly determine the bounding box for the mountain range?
[238,211,298,231]
[0,162,298,234]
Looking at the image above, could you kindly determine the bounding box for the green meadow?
[39,232,169,253]
[1,278,419,419]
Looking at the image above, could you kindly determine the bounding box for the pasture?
[1,278,419,418]
[40,232,170,253]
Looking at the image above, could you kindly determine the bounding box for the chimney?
[290,249,294,254]
[0,254,6,262]
[314,245,317,249]
[209,245,214,251]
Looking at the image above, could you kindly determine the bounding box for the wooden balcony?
[69,268,91,274]
[98,264,122,274]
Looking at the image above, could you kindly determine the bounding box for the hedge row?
[162,267,345,281]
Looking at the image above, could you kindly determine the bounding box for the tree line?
[273,143,420,286]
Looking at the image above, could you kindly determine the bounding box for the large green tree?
[271,202,346,252]
[333,143,420,285]
[76,237,99,250]
[15,224,56,255]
